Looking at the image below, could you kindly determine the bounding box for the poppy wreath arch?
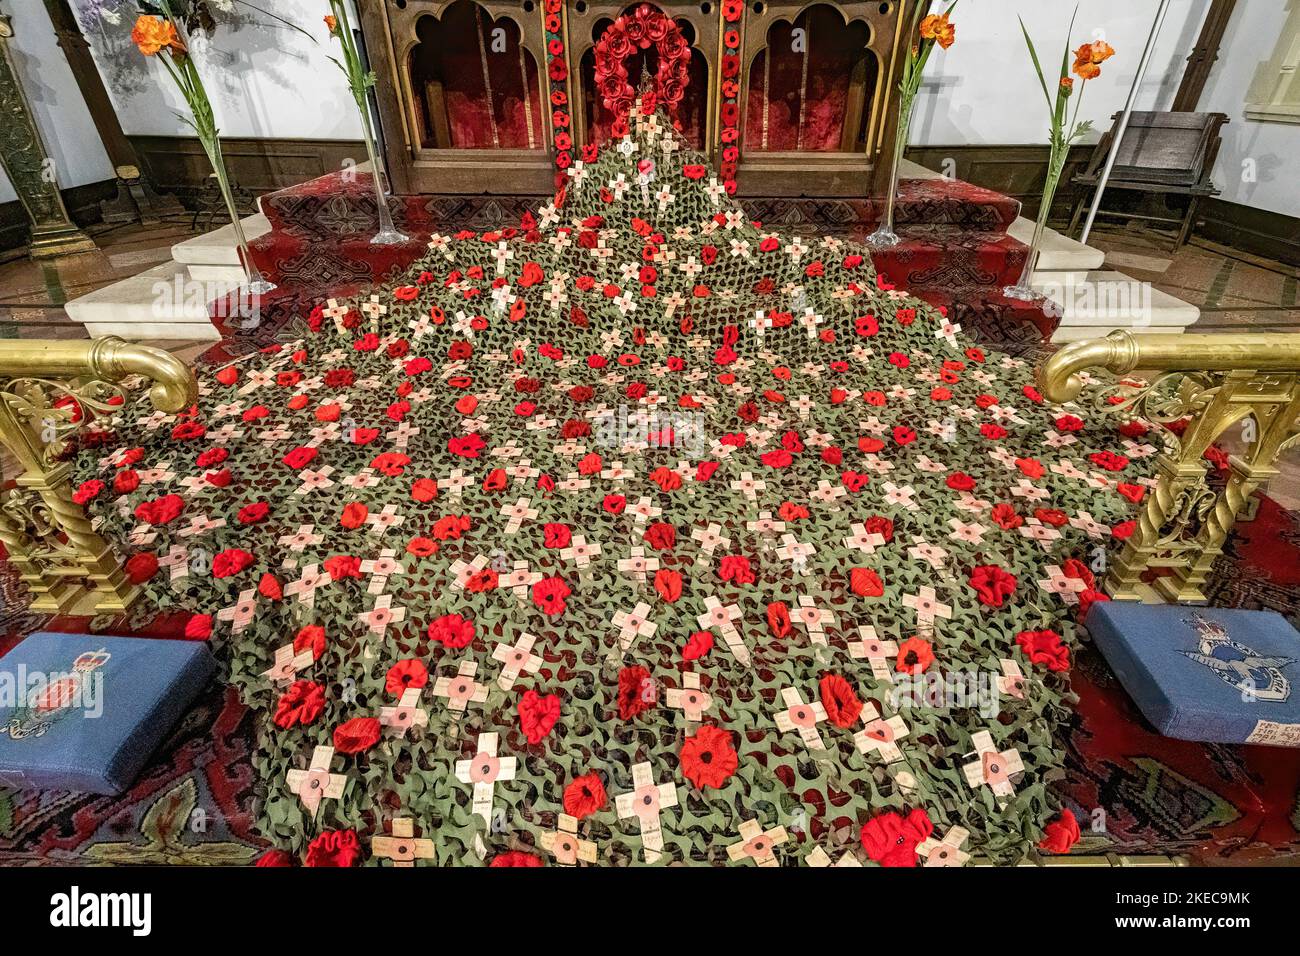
[593,4,691,130]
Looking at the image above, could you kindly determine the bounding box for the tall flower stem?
[867,91,916,249]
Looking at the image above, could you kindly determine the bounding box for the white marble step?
[1042,269,1200,344]
[1007,217,1106,273]
[64,261,233,342]
[172,213,271,267]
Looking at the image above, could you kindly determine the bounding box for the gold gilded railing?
[1038,330,1300,603]
[0,337,197,615]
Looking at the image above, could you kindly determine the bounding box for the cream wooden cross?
[286,745,346,817]
[916,825,970,867]
[450,554,490,590]
[902,585,953,629]
[848,626,898,683]
[774,687,828,750]
[854,701,910,763]
[665,672,713,726]
[806,846,863,867]
[323,298,349,333]
[962,730,1024,803]
[372,818,435,867]
[380,687,428,737]
[618,546,660,584]
[615,761,678,864]
[612,601,658,652]
[262,642,314,685]
[359,548,401,595]
[541,813,598,866]
[432,660,488,720]
[499,496,538,534]
[726,818,788,867]
[492,633,542,690]
[455,731,516,858]
[794,594,835,646]
[696,595,750,665]
[999,659,1027,700]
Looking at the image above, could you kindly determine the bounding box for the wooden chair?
[1068,111,1229,252]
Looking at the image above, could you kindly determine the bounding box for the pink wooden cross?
[615,761,679,864]
[848,626,898,683]
[455,731,516,858]
[612,601,658,653]
[916,825,970,867]
[433,660,488,720]
[962,730,1024,804]
[372,818,435,867]
[793,594,835,646]
[665,672,713,725]
[725,818,788,867]
[998,659,1027,700]
[695,595,750,665]
[262,642,314,685]
[492,632,542,690]
[854,701,910,764]
[540,813,598,866]
[774,687,828,750]
[285,745,346,817]
[380,687,428,737]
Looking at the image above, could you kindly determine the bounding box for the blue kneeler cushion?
[1086,603,1300,747]
[0,632,215,794]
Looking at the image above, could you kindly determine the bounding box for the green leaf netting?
[74,102,1152,867]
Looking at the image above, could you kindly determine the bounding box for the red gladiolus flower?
[428,613,475,648]
[563,772,607,819]
[333,717,381,755]
[305,829,361,867]
[860,809,933,867]
[680,725,738,789]
[818,673,862,728]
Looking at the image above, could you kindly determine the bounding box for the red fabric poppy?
[134,494,184,526]
[428,613,475,649]
[860,809,933,867]
[849,567,885,597]
[718,555,755,585]
[305,829,361,867]
[767,601,792,638]
[653,568,683,603]
[212,548,255,578]
[294,624,326,660]
[333,717,381,755]
[895,636,935,675]
[255,849,293,867]
[532,576,571,616]
[970,564,1017,607]
[682,630,714,661]
[818,673,862,728]
[72,479,104,504]
[340,501,369,529]
[543,522,572,548]
[324,554,361,580]
[643,522,676,551]
[562,772,607,819]
[274,679,326,729]
[519,689,562,744]
[490,850,543,867]
[1038,808,1081,853]
[124,552,158,584]
[237,501,269,525]
[617,664,655,720]
[1016,629,1070,672]
[680,725,738,789]
[385,658,429,696]
[184,614,213,641]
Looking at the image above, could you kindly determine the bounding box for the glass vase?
[866,98,914,249]
[205,135,275,296]
[360,111,408,246]
[1003,161,1063,301]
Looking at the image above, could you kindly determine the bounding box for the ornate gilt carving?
[1038,330,1300,603]
[0,338,197,614]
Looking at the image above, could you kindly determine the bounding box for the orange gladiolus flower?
[919,12,956,50]
[324,14,338,33]
[131,15,186,57]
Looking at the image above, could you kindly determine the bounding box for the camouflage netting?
[74,101,1152,866]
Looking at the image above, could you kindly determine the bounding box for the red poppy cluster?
[717,0,744,194]
[592,4,691,123]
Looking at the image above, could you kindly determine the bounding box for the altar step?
[171,212,272,282]
[1044,270,1201,343]
[63,261,233,341]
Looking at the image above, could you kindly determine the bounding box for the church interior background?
[0,0,1299,883]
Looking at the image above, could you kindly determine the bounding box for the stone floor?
[1,217,1297,509]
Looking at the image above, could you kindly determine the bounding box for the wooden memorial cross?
[612,601,658,653]
[853,701,910,764]
[286,745,347,817]
[540,813,598,866]
[726,818,789,867]
[998,659,1027,700]
[916,825,971,867]
[492,632,543,690]
[372,818,435,867]
[615,761,679,864]
[432,660,488,720]
[665,671,713,726]
[774,686,828,750]
[794,594,835,646]
[696,595,751,666]
[848,626,898,683]
[455,731,517,858]
[380,687,428,737]
[262,642,314,685]
[962,730,1024,804]
[806,846,862,867]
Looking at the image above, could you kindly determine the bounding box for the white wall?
[77,0,363,140]
[1197,0,1300,218]
[0,1,115,204]
[910,0,1212,146]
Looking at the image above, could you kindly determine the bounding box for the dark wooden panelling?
[1199,198,1300,267]
[128,136,367,201]
[904,143,1091,225]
